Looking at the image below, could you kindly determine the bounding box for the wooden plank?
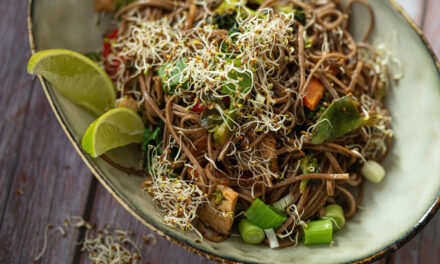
[389,215,440,264]
[77,183,216,264]
[393,0,425,26]
[387,233,422,264]
[0,84,95,263]
[422,0,440,57]
[0,0,35,226]
[0,0,95,262]
[417,213,440,263]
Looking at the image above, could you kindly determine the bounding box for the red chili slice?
[191,98,207,114]
[102,29,121,78]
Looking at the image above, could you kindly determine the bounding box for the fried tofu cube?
[199,185,238,235]
[116,97,138,113]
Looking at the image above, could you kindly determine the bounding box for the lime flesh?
[82,108,144,158]
[28,49,115,115]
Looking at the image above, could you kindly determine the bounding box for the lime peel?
[82,108,144,158]
[28,49,116,115]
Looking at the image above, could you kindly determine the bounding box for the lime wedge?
[82,108,144,158]
[28,49,116,115]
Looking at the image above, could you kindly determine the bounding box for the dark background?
[1,0,439,263]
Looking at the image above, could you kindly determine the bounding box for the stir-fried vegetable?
[303,78,325,111]
[264,228,279,249]
[293,8,306,25]
[298,154,319,193]
[249,0,306,24]
[200,108,223,130]
[311,95,371,144]
[191,97,207,114]
[302,219,333,245]
[245,198,287,229]
[238,219,265,244]
[215,0,254,15]
[141,123,163,172]
[157,58,188,93]
[213,121,233,145]
[212,60,253,145]
[361,160,386,183]
[272,193,294,211]
[212,11,238,30]
[141,126,162,151]
[85,51,102,62]
[322,204,345,231]
[221,69,253,99]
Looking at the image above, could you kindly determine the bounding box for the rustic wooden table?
[1,0,439,263]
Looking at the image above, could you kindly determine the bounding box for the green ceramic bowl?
[28,0,440,263]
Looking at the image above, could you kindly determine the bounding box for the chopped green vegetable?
[302,219,333,245]
[213,188,226,206]
[264,228,279,248]
[214,48,253,146]
[141,122,163,172]
[141,125,162,151]
[299,154,318,174]
[298,154,319,193]
[299,180,309,194]
[84,51,102,62]
[212,11,238,30]
[322,204,345,231]
[245,198,287,229]
[221,65,253,99]
[238,219,265,245]
[213,120,232,145]
[306,105,326,122]
[157,58,188,93]
[247,0,263,5]
[213,97,238,145]
[271,4,306,25]
[215,0,254,16]
[293,8,306,25]
[272,193,294,211]
[200,108,223,131]
[361,160,386,183]
[311,95,371,144]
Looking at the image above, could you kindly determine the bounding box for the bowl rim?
[27,0,440,263]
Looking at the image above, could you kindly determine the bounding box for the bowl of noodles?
[28,0,440,263]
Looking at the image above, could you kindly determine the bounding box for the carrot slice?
[303,78,325,110]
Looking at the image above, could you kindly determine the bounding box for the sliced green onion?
[245,198,287,229]
[238,219,265,245]
[264,228,279,249]
[322,204,345,231]
[361,160,386,183]
[302,219,333,245]
[298,154,319,193]
[299,179,309,193]
[272,193,294,211]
